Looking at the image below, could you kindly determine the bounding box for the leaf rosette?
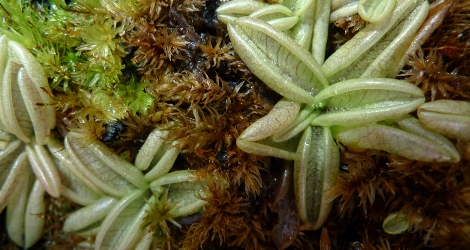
[217,0,465,229]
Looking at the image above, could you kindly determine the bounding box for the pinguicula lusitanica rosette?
[217,0,468,231]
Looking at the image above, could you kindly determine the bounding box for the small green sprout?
[142,189,182,237]
[383,212,410,235]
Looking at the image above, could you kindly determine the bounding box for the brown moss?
[104,112,156,162]
[402,48,470,101]
[181,174,249,249]
[325,144,470,249]
[149,70,231,109]
[387,155,470,249]
[331,14,367,48]
[68,114,105,145]
[328,150,400,219]
[318,227,332,250]
[124,23,189,77]
[199,37,235,69]
[402,0,470,102]
[40,196,87,250]
[146,68,272,194]
[181,168,307,250]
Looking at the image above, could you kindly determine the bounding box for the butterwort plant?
[217,0,468,230]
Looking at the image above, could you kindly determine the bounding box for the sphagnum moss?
[0,0,469,249]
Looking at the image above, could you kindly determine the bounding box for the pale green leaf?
[250,4,293,20]
[284,0,315,49]
[358,0,395,23]
[24,180,46,248]
[149,170,197,192]
[134,123,175,171]
[248,4,298,31]
[311,0,331,64]
[418,100,470,141]
[25,142,62,198]
[144,142,179,182]
[167,181,207,217]
[85,137,148,190]
[273,106,319,142]
[294,126,339,228]
[228,16,328,104]
[6,169,33,247]
[333,123,458,162]
[383,212,409,235]
[65,133,142,197]
[311,78,424,127]
[216,0,268,24]
[239,98,301,141]
[0,148,27,213]
[361,0,429,78]
[330,1,358,23]
[237,133,300,160]
[267,16,299,31]
[1,51,33,143]
[331,0,358,11]
[396,115,460,162]
[94,189,149,250]
[63,196,118,233]
[47,137,105,201]
[322,0,425,83]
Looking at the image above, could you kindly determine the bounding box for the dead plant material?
[332,14,368,48]
[181,174,249,249]
[124,22,189,77]
[402,48,470,101]
[200,37,235,69]
[402,0,470,101]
